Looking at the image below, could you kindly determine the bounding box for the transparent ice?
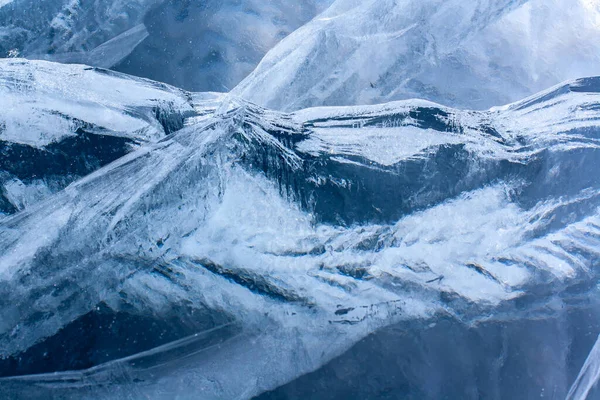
[1,1,600,399]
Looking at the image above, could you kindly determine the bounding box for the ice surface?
[42,24,150,69]
[0,0,333,92]
[0,59,195,214]
[0,59,193,146]
[260,305,600,400]
[568,335,600,400]
[1,73,600,398]
[114,0,335,92]
[2,2,599,397]
[0,0,159,57]
[233,0,600,111]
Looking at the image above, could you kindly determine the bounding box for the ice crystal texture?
[234,0,600,111]
[1,1,600,400]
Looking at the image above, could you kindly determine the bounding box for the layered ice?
[1,1,600,397]
[233,0,600,111]
[0,59,194,146]
[0,59,197,214]
[1,73,600,398]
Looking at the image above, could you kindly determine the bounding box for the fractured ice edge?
[1,60,600,399]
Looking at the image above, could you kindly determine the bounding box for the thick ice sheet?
[233,0,600,111]
[0,59,193,146]
[0,59,196,214]
[1,76,600,398]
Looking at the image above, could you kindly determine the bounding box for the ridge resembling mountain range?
[1,1,600,399]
